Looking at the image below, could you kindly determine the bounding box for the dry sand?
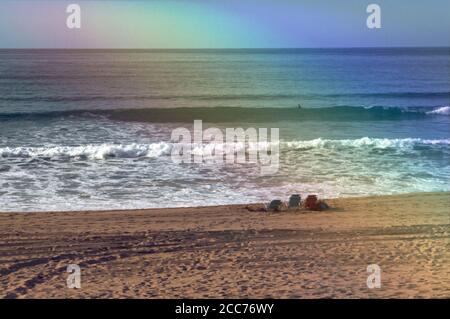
[0,192,449,298]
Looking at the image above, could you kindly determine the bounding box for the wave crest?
[426,106,450,115]
[284,137,450,150]
[1,137,448,159]
[0,143,172,159]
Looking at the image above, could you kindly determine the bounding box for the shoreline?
[0,192,449,298]
[1,191,446,214]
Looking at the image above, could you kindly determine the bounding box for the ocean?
[0,48,449,212]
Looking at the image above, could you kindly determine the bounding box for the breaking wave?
[426,106,450,115]
[0,143,173,159]
[284,137,450,150]
[1,137,448,159]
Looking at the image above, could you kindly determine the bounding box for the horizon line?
[0,46,449,50]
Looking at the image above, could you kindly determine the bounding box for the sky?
[0,0,449,48]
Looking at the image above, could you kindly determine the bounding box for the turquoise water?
[0,48,449,211]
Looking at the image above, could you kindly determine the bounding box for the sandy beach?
[0,192,449,299]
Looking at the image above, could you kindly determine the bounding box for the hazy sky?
[0,0,449,48]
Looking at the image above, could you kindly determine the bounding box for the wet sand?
[0,192,449,298]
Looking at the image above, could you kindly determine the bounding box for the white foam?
[0,137,448,159]
[283,137,450,150]
[0,143,172,159]
[426,106,450,115]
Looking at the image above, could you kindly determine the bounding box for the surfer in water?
[297,103,302,109]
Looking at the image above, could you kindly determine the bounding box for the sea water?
[0,48,449,211]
